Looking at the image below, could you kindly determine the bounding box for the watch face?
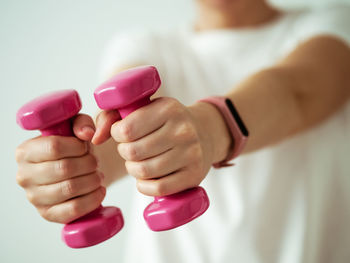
[225,99,249,137]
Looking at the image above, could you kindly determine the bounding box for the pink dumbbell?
[16,90,124,248]
[94,66,209,231]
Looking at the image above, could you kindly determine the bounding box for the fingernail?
[91,129,100,144]
[82,126,95,134]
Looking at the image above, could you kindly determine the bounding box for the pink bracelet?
[198,96,249,168]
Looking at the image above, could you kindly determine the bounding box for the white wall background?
[1,0,349,263]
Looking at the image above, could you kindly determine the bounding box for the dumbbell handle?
[117,96,150,118]
[118,97,151,118]
[40,119,73,137]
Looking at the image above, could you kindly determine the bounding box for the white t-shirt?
[99,6,350,263]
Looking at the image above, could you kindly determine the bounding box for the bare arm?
[234,35,350,153]
[194,35,350,161]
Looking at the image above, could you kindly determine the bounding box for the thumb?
[73,114,96,141]
[91,110,121,145]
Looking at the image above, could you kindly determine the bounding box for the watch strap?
[199,96,248,168]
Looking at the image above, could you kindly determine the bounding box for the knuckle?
[26,191,37,205]
[15,146,26,163]
[175,122,197,142]
[119,122,133,142]
[38,208,54,222]
[16,172,28,187]
[97,187,106,200]
[154,181,168,196]
[165,97,179,107]
[39,206,69,224]
[124,144,138,161]
[66,201,82,220]
[60,179,77,198]
[136,181,149,196]
[164,98,181,115]
[136,182,144,194]
[136,163,150,179]
[55,159,72,178]
[154,159,167,175]
[46,137,61,158]
[90,173,102,186]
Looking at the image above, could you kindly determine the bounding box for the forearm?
[190,67,302,161]
[229,37,350,153]
[193,36,350,161]
[227,67,306,153]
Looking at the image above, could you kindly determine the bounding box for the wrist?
[197,96,249,167]
[188,102,231,166]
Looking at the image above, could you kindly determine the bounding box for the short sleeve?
[97,31,158,82]
[297,5,350,43]
[280,5,350,55]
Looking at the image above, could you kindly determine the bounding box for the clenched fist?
[16,114,105,224]
[93,97,231,197]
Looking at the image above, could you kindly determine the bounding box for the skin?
[16,0,350,223]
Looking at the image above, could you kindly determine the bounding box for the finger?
[73,114,96,142]
[111,97,171,143]
[17,154,98,186]
[136,169,198,197]
[125,147,189,180]
[27,172,102,206]
[38,186,106,224]
[16,136,88,163]
[117,123,174,161]
[92,110,121,145]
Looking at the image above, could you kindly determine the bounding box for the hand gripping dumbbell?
[16,90,124,248]
[94,66,210,231]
